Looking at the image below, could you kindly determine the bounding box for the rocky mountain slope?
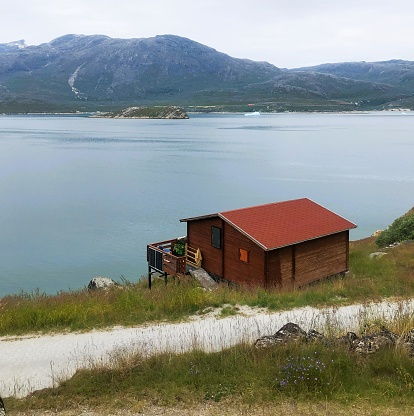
[291,60,414,109]
[0,34,412,112]
[293,60,414,89]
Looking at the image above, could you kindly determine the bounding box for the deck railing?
[147,239,203,289]
[147,239,187,276]
[186,244,202,267]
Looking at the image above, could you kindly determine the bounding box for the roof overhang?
[179,213,219,223]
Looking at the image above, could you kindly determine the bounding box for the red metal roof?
[182,198,356,251]
[219,198,356,250]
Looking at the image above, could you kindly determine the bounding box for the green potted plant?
[173,242,185,256]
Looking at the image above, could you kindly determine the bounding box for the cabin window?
[211,226,221,249]
[239,248,249,263]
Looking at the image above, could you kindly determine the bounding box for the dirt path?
[1,299,413,400]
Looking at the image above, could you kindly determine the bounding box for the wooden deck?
[147,238,203,288]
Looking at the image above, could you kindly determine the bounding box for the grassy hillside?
[376,207,414,248]
[2,236,414,414]
[0,238,413,336]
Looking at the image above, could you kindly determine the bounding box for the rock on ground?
[87,276,120,290]
[255,322,411,356]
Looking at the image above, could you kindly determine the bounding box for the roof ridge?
[219,197,309,216]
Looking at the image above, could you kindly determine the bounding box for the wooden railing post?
[195,248,202,267]
[186,244,202,268]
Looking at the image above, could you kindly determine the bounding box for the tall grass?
[9,336,414,413]
[1,239,414,336]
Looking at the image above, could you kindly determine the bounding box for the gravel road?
[1,299,413,400]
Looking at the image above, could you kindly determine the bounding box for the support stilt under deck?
[148,266,167,289]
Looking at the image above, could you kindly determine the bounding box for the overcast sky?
[1,0,413,68]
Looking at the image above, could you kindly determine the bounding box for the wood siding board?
[266,249,283,288]
[294,232,348,286]
[187,217,224,277]
[223,222,266,286]
[279,246,294,289]
[221,220,225,278]
[346,230,349,269]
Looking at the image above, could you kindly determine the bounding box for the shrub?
[376,209,414,247]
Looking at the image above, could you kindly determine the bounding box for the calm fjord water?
[1,112,413,295]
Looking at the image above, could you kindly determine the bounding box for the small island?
[94,105,189,119]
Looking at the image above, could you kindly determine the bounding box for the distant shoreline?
[1,108,412,117]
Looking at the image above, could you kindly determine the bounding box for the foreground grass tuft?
[8,339,414,413]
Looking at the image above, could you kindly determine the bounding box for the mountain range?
[1,34,413,113]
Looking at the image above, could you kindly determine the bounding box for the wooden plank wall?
[223,223,266,286]
[267,231,349,289]
[187,217,224,277]
[294,231,349,286]
[267,246,294,289]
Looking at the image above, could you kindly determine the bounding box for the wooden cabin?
[148,198,357,289]
[180,198,356,288]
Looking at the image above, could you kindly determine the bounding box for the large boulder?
[87,276,120,290]
[255,322,307,348]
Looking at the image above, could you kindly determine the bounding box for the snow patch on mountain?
[68,63,87,99]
